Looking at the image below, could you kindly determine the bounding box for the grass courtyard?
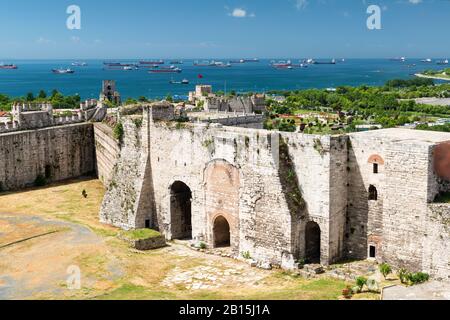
[0,178,377,300]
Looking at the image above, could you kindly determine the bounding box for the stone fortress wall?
[98,103,450,279]
[0,123,96,191]
[99,105,348,268]
[0,98,448,280]
[0,101,106,134]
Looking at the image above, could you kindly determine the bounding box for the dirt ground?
[0,178,370,300]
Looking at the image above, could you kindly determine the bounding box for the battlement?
[0,100,107,134]
[11,102,53,115]
[189,110,265,129]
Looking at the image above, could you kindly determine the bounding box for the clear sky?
[0,0,449,59]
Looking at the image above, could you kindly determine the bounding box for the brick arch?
[368,154,385,165]
[204,160,240,250]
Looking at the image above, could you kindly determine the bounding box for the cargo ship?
[149,67,182,73]
[0,63,18,69]
[313,59,336,65]
[193,60,212,66]
[242,58,259,63]
[270,60,292,68]
[103,62,137,67]
[169,79,189,84]
[140,60,164,65]
[71,61,88,66]
[52,68,75,74]
[390,57,406,62]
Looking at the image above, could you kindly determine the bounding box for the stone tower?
[100,80,121,105]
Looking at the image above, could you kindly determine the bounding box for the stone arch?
[204,159,240,249]
[305,221,321,264]
[169,181,192,240]
[368,154,385,165]
[213,215,231,247]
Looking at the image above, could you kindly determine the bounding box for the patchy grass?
[0,178,366,300]
[0,177,117,237]
[120,229,162,240]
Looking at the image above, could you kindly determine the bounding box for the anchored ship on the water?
[150,66,182,73]
[52,68,75,74]
[71,61,88,66]
[0,63,18,69]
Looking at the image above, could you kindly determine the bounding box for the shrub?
[407,272,430,285]
[34,174,47,187]
[113,122,124,141]
[241,251,252,260]
[355,276,368,292]
[379,263,392,279]
[398,268,409,284]
[295,258,306,269]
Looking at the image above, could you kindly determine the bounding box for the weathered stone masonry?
[1,103,447,279]
[0,123,95,191]
[99,106,449,279]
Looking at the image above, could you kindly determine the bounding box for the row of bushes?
[343,263,430,299]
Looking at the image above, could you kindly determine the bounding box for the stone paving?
[383,281,450,300]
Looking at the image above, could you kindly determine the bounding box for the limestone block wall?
[93,123,120,185]
[206,114,265,129]
[347,131,450,277]
[347,133,386,260]
[382,141,430,271]
[280,133,348,265]
[423,204,450,280]
[99,116,154,230]
[99,108,344,267]
[0,123,95,191]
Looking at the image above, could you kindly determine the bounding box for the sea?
[0,59,448,100]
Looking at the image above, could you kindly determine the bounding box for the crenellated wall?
[0,123,96,191]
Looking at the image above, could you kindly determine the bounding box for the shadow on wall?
[345,142,369,260]
[278,136,308,261]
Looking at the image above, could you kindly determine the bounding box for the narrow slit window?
[369,185,378,201]
[369,245,376,258]
[373,163,379,174]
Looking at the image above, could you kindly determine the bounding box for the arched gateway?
[169,181,192,240]
[305,221,321,264]
[213,216,231,247]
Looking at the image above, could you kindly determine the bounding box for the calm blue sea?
[0,59,447,100]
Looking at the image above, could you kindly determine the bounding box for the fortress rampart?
[96,104,450,279]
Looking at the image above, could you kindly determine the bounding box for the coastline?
[415,73,450,81]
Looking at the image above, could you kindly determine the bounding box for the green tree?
[379,263,392,279]
[26,92,34,101]
[38,90,47,99]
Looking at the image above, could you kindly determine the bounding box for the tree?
[38,90,47,99]
[26,92,34,101]
[51,89,59,98]
[355,276,367,293]
[379,263,392,279]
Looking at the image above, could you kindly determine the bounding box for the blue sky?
[0,0,449,59]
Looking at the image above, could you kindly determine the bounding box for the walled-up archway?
[170,181,192,240]
[213,216,231,247]
[204,160,240,249]
[305,221,321,264]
